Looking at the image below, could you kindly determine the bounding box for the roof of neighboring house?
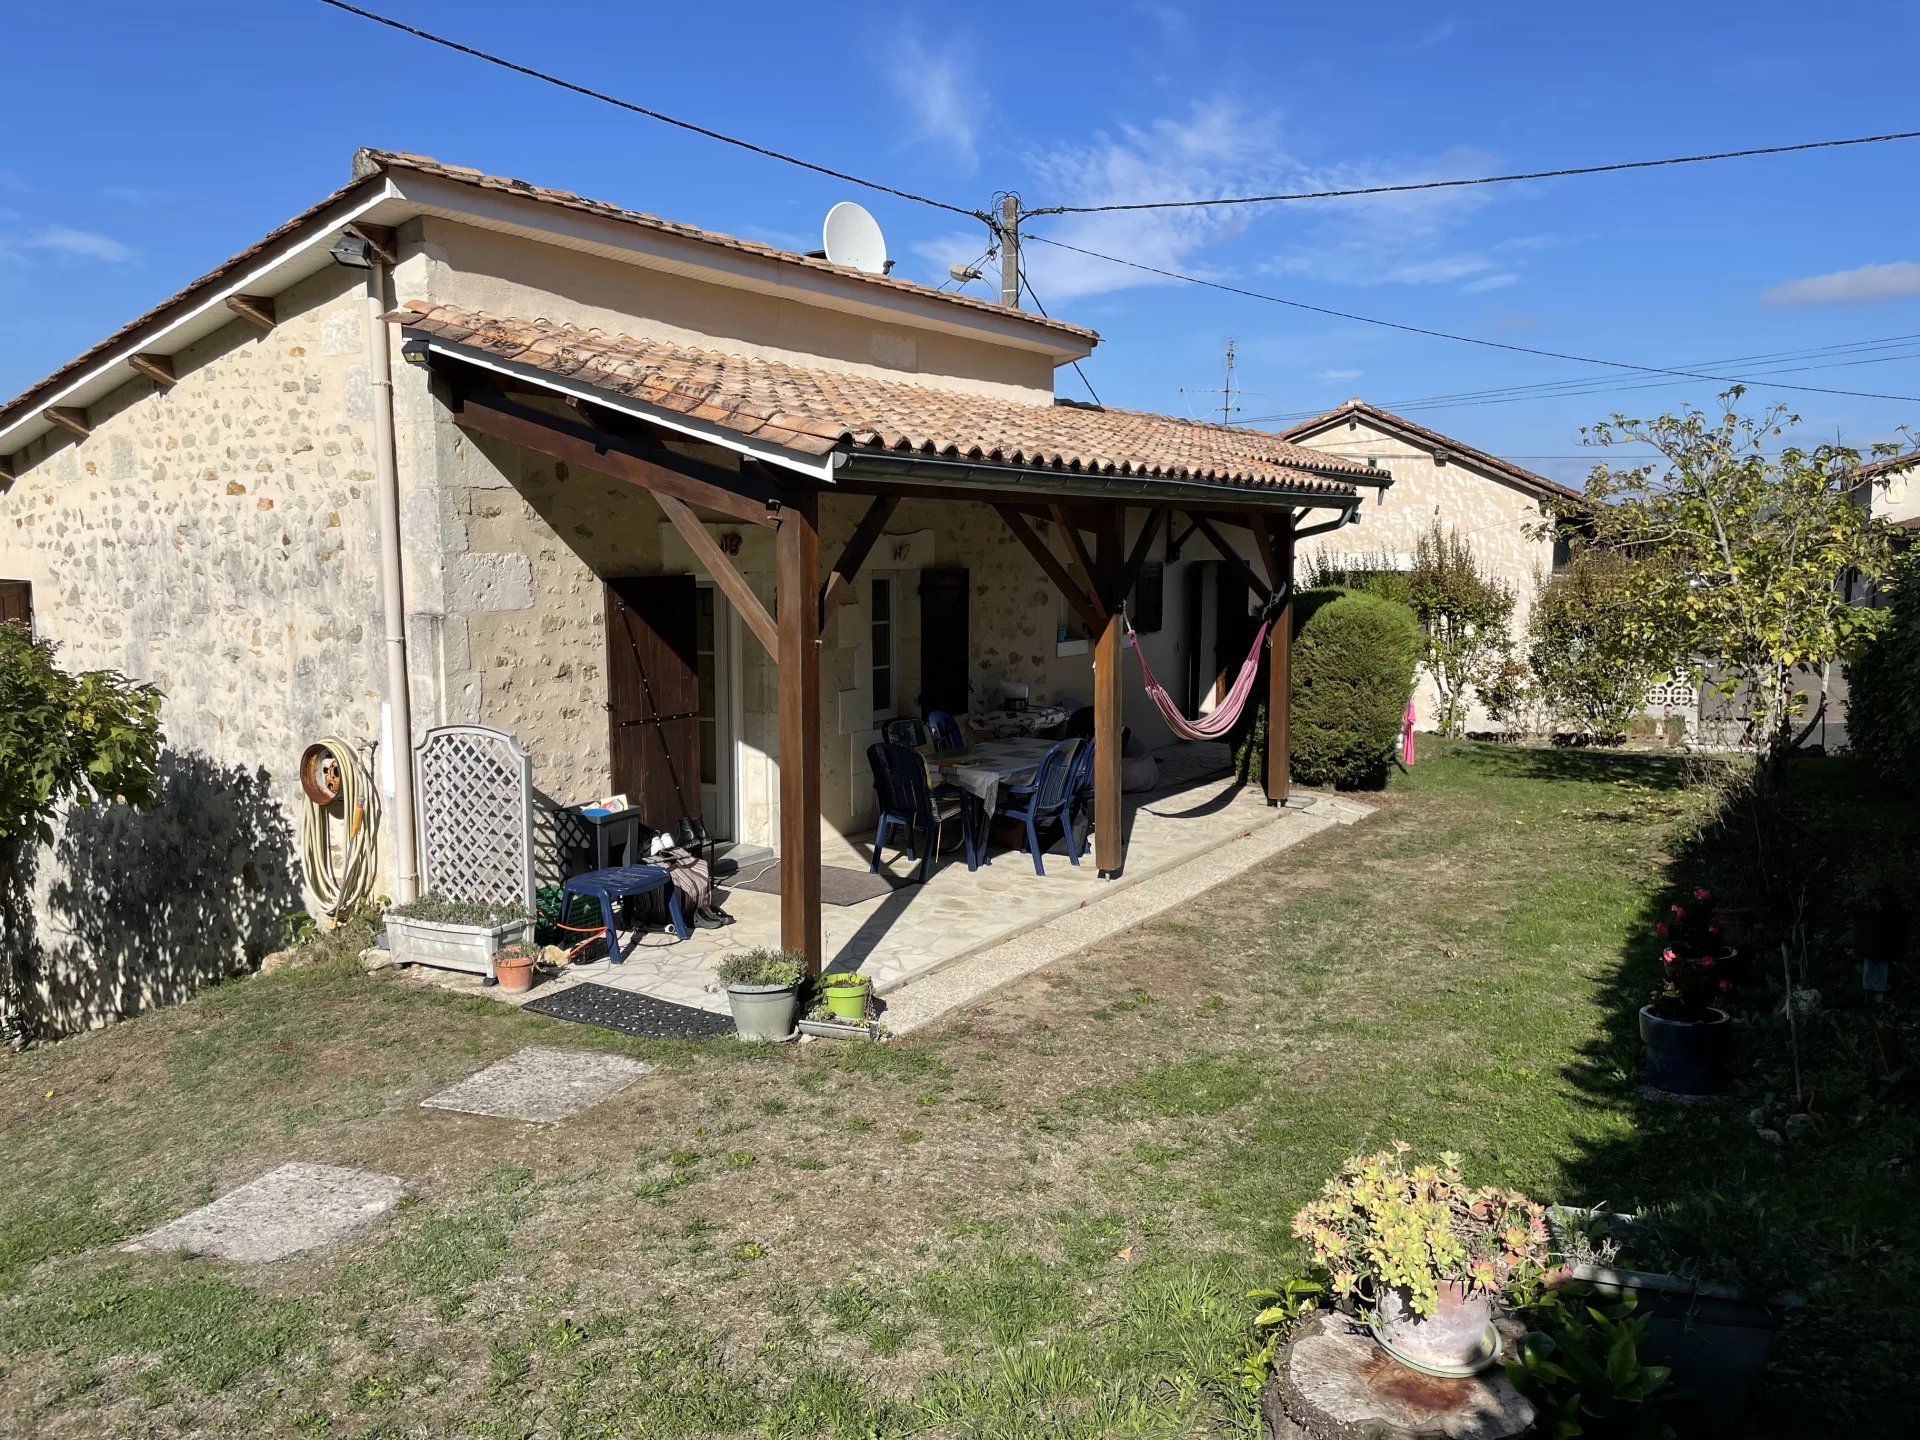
[394,302,1375,498]
[1278,398,1585,504]
[0,149,1093,463]
[1860,449,1919,478]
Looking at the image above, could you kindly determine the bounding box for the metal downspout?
[366,263,420,903]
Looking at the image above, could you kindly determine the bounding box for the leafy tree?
[0,625,163,1045]
[1527,550,1677,743]
[1406,523,1517,737]
[1570,390,1899,770]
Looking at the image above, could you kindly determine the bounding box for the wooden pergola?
[405,332,1366,976]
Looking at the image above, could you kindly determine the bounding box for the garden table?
[968,705,1071,739]
[558,864,691,964]
[928,736,1057,815]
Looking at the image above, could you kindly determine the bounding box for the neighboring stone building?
[0,148,1379,1035]
[1279,399,1581,730]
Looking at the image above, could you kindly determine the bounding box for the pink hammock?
[1125,615,1271,742]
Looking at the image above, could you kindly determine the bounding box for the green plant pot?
[821,973,871,1021]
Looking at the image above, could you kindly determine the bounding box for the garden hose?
[297,737,380,918]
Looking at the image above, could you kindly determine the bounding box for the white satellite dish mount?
[822,201,890,276]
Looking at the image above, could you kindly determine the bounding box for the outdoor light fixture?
[329,234,376,270]
[948,261,984,283]
[399,338,430,367]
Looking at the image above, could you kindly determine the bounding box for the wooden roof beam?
[43,406,90,440]
[819,493,899,634]
[127,353,176,388]
[226,294,276,330]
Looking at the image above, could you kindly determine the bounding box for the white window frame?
[870,575,899,721]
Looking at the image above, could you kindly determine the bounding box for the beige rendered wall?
[0,266,389,1036]
[401,218,1060,403]
[1289,417,1556,730]
[1878,462,1919,526]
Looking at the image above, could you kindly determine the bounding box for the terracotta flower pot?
[1369,1280,1498,1376]
[493,953,537,995]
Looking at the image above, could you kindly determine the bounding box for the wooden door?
[0,581,30,633]
[917,567,970,715]
[604,575,702,828]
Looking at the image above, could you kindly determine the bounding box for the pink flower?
[1656,921,1669,937]
[1662,948,1677,963]
[1670,903,1687,919]
[1719,980,1734,993]
[1707,921,1720,935]
[1693,887,1712,902]
[1698,955,1715,969]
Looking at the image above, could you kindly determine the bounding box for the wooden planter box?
[1552,1208,1800,1434]
[385,914,534,980]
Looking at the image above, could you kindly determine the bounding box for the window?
[1129,563,1164,634]
[0,580,30,634]
[1056,595,1091,656]
[870,577,895,717]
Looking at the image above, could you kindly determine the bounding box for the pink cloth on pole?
[1402,700,1417,766]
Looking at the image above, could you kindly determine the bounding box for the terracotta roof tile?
[1280,398,1584,504]
[393,303,1371,498]
[359,150,1098,345]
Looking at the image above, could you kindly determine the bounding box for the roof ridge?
[1279,396,1583,501]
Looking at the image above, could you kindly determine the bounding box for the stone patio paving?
[408,742,1325,1018]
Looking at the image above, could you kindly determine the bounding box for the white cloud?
[1317,367,1363,380]
[1408,17,1459,50]
[1009,100,1299,301]
[887,37,979,173]
[1461,272,1518,294]
[1761,261,1920,306]
[0,225,136,265]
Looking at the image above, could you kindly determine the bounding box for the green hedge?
[1847,550,1920,788]
[1230,587,1422,790]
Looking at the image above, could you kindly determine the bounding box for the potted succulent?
[1292,1144,1549,1377]
[819,970,872,1022]
[716,947,804,1042]
[492,941,539,996]
[1642,889,1737,1095]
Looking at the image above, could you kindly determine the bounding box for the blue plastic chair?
[884,716,932,750]
[1064,737,1096,861]
[926,709,965,751]
[868,742,976,883]
[999,739,1081,876]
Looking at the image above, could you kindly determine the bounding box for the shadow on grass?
[1553,755,1920,1437]
[1461,741,1694,790]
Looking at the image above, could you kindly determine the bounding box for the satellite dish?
[823,201,888,275]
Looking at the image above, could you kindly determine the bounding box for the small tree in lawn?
[0,626,163,1046]
[1527,549,1678,743]
[1572,389,1900,771]
[1406,523,1516,737]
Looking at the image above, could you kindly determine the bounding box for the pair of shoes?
[692,905,735,929]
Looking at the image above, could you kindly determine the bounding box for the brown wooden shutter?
[0,581,31,633]
[603,575,702,829]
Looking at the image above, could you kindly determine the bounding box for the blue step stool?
[558,864,691,964]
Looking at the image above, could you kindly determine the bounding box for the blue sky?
[4,0,1918,482]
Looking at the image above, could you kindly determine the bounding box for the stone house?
[0,149,1378,1035]
[1279,399,1583,730]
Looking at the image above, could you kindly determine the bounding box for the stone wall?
[1289,417,1557,730]
[0,266,388,1035]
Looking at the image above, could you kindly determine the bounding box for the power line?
[1240,337,1920,424]
[1017,272,1103,406]
[1021,232,1920,404]
[315,0,989,223]
[1023,128,1920,216]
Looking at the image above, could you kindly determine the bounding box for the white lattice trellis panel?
[1645,675,1699,712]
[414,725,534,912]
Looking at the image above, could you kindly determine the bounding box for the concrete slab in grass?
[420,1044,653,1123]
[128,1163,405,1263]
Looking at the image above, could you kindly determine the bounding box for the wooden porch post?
[1093,507,1126,878]
[1265,513,1296,805]
[775,491,823,975]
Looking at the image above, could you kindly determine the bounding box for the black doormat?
[522,982,736,1040]
[727,861,900,905]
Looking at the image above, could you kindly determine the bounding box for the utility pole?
[998,193,1021,309]
[1220,338,1237,424]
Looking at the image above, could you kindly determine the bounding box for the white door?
[695,585,735,841]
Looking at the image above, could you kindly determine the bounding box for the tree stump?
[1261,1313,1536,1439]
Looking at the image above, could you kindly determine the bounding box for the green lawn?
[0,742,1913,1438]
